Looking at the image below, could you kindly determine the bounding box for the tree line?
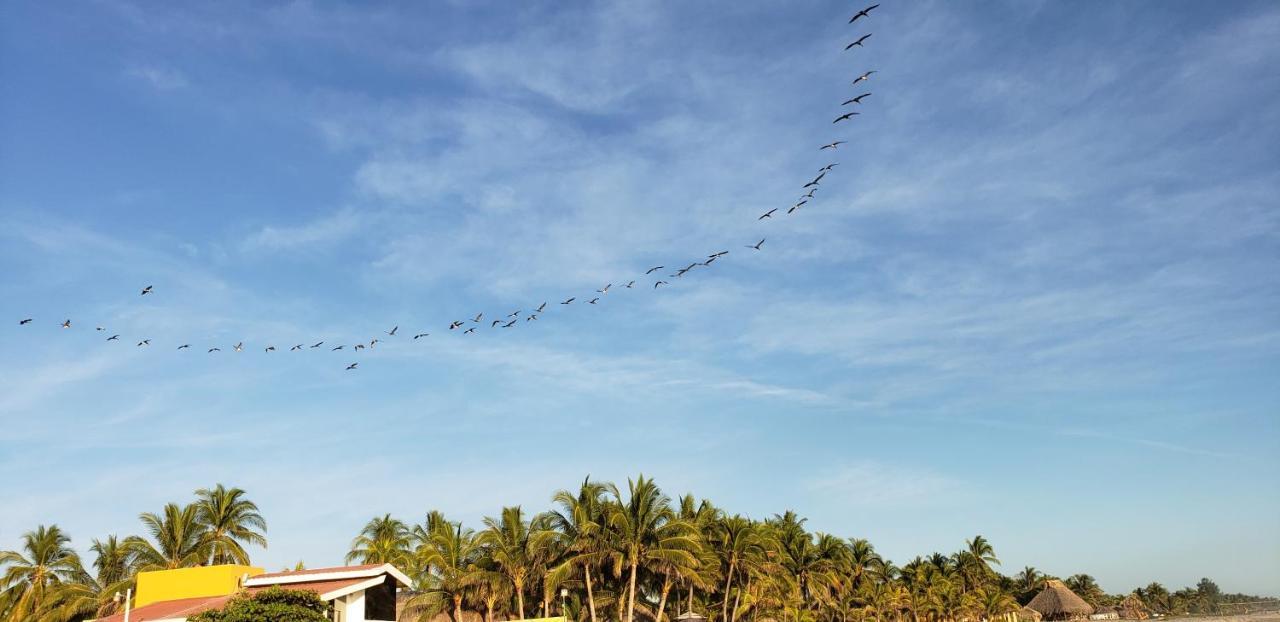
[1,477,1273,622]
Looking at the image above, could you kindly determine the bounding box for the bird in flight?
[843,93,871,105]
[354,344,365,351]
[561,297,575,305]
[710,251,729,259]
[502,320,516,328]
[137,340,150,347]
[535,302,547,313]
[654,281,669,288]
[527,314,537,321]
[802,188,818,199]
[472,313,483,323]
[332,345,344,351]
[387,326,398,336]
[805,172,827,187]
[759,208,778,220]
[747,238,766,250]
[645,266,664,275]
[464,327,476,334]
[849,4,879,23]
[265,346,276,352]
[508,310,520,318]
[291,344,303,351]
[491,319,502,328]
[820,141,847,150]
[598,284,611,294]
[844,34,872,50]
[208,347,221,353]
[346,362,358,371]
[178,344,191,350]
[789,200,808,214]
[61,319,71,329]
[107,334,120,341]
[369,339,379,348]
[852,70,877,85]
[834,112,860,124]
[234,342,243,352]
[625,280,635,288]
[140,285,153,296]
[96,326,105,331]
[588,298,599,305]
[449,321,464,330]
[311,341,324,348]
[413,333,429,339]
[19,318,32,325]
[820,163,840,172]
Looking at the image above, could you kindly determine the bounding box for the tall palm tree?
[194,484,268,565]
[0,525,84,621]
[1065,575,1103,606]
[477,505,553,620]
[125,503,209,571]
[547,478,610,622]
[89,536,134,587]
[346,514,413,568]
[606,475,699,622]
[714,515,764,622]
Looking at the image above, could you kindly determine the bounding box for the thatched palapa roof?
[1027,580,1095,621]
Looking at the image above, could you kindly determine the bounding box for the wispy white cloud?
[126,65,188,90]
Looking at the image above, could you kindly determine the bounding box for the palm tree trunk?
[487,601,495,622]
[627,560,640,622]
[454,595,464,622]
[517,579,527,620]
[657,578,673,622]
[721,561,737,622]
[731,585,742,622]
[585,563,599,622]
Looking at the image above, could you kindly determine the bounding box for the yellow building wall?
[135,565,265,607]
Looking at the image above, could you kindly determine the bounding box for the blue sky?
[2,0,1278,595]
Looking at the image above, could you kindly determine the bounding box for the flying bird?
[645,266,664,275]
[852,70,877,85]
[311,341,324,348]
[535,302,547,313]
[526,314,537,321]
[61,319,71,329]
[370,339,379,348]
[354,344,365,351]
[96,326,105,331]
[703,257,718,266]
[178,344,190,350]
[820,141,846,150]
[332,345,344,351]
[449,321,464,330]
[843,93,871,105]
[805,172,827,187]
[140,285,153,296]
[19,318,32,325]
[413,333,429,339]
[849,4,879,23]
[759,208,778,220]
[710,251,729,258]
[802,188,818,199]
[834,112,860,123]
[291,344,303,351]
[502,320,516,328]
[472,313,483,323]
[208,347,221,353]
[625,280,635,288]
[747,238,766,250]
[654,281,669,288]
[844,34,872,50]
[491,319,502,328]
[597,284,611,294]
[588,298,599,305]
[137,340,150,347]
[346,362,358,371]
[820,163,840,172]
[265,346,276,352]
[464,327,476,334]
[387,326,398,336]
[508,310,521,318]
[561,297,575,305]
[789,200,808,214]
[234,342,243,352]
[107,334,120,341]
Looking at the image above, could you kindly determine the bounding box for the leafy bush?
[188,587,330,622]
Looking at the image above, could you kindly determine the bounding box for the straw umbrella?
[1027,580,1094,621]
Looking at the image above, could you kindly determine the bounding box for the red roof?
[247,576,372,597]
[93,595,231,622]
[250,564,382,580]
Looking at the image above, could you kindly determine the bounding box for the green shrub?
[188,587,330,622]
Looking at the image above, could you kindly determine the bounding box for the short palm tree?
[0,525,84,620]
[346,514,412,568]
[194,484,268,565]
[126,503,210,570]
[477,505,554,620]
[411,517,484,622]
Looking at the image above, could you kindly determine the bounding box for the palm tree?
[477,505,553,620]
[0,525,84,620]
[714,515,764,622]
[1066,575,1103,606]
[194,484,268,565]
[89,536,134,588]
[412,516,484,622]
[1015,567,1042,602]
[346,514,413,568]
[606,475,699,622]
[125,503,209,571]
[547,478,610,622]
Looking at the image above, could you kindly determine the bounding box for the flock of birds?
[9,4,883,372]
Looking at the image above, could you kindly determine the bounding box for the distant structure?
[1027,579,1096,621]
[1120,593,1151,620]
